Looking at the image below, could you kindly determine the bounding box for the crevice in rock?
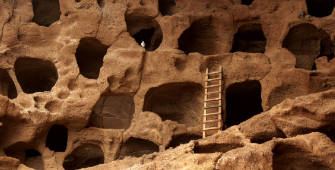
[143,82,203,126]
[63,143,104,170]
[118,137,159,159]
[272,143,331,170]
[14,57,58,94]
[231,23,266,53]
[241,0,254,5]
[125,16,162,51]
[166,134,201,149]
[89,92,134,129]
[306,0,335,18]
[75,37,108,79]
[45,125,68,152]
[159,0,176,16]
[282,23,334,70]
[194,143,243,153]
[4,143,44,170]
[178,16,221,55]
[32,0,61,26]
[0,69,17,99]
[250,127,287,144]
[225,80,263,127]
[97,0,104,8]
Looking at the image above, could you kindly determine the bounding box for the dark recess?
[45,125,68,152]
[0,69,17,99]
[14,57,58,94]
[63,143,104,170]
[282,23,334,70]
[126,16,163,51]
[143,82,203,126]
[241,0,254,5]
[167,134,201,148]
[159,0,176,16]
[178,17,220,55]
[231,23,266,53]
[118,138,159,159]
[32,0,61,26]
[75,37,108,79]
[306,0,335,18]
[225,80,263,127]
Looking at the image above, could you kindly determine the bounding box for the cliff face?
[0,0,335,169]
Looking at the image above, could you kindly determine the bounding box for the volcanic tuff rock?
[0,0,335,169]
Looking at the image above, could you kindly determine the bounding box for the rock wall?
[0,0,334,169]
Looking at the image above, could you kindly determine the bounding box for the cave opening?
[4,143,44,170]
[241,0,254,5]
[118,137,159,159]
[231,23,266,53]
[126,16,162,51]
[178,17,222,55]
[14,57,58,94]
[225,80,263,127]
[283,23,334,70]
[143,82,203,126]
[63,143,104,170]
[167,134,201,149]
[32,0,61,26]
[306,0,335,18]
[194,143,243,153]
[45,125,68,152]
[159,0,176,16]
[24,149,44,170]
[75,37,108,79]
[272,143,330,170]
[0,69,17,99]
[97,0,104,8]
[89,93,134,129]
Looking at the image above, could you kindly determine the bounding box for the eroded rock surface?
[0,0,335,169]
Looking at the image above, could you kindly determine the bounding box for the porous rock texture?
[0,0,335,169]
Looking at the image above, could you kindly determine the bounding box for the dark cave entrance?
[32,0,61,27]
[118,138,159,159]
[231,23,266,53]
[241,0,254,5]
[97,0,104,8]
[126,16,162,51]
[45,125,68,152]
[0,69,17,99]
[159,0,176,16]
[63,143,104,170]
[306,0,335,18]
[24,149,44,170]
[166,134,201,149]
[225,80,263,127]
[143,82,203,126]
[282,23,334,70]
[178,17,221,55]
[4,143,44,170]
[89,93,135,129]
[75,37,108,79]
[272,143,331,170]
[14,57,58,94]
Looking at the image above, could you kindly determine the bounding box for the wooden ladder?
[203,66,223,138]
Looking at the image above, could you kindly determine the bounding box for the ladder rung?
[207,71,222,75]
[205,84,221,88]
[204,105,221,109]
[204,112,221,116]
[206,91,221,94]
[206,78,221,82]
[203,127,220,131]
[203,119,221,124]
[205,98,221,102]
